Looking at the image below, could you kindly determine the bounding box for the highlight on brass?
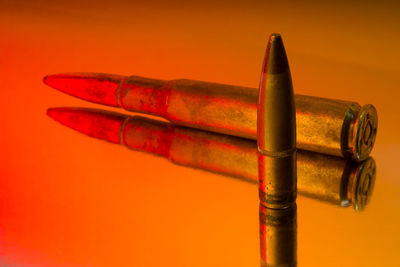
[46,107,376,210]
[43,73,377,161]
[259,204,297,267]
[257,33,296,209]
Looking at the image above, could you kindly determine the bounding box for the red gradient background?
[1,0,400,266]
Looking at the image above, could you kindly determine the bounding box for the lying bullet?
[257,33,296,209]
[47,107,376,210]
[259,204,297,267]
[43,74,377,161]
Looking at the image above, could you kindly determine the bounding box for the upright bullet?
[257,33,296,209]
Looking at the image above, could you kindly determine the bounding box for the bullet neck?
[118,75,170,116]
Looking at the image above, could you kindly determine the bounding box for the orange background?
[1,0,400,266]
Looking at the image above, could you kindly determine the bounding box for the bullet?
[47,107,376,210]
[43,72,377,161]
[259,204,297,267]
[257,34,296,209]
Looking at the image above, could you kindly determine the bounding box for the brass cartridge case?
[117,77,377,161]
[259,204,297,267]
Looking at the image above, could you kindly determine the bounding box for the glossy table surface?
[1,1,400,266]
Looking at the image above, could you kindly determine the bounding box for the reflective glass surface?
[1,1,399,266]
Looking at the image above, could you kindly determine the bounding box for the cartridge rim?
[353,105,378,161]
[352,157,376,211]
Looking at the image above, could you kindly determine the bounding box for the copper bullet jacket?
[115,75,377,161]
[257,34,297,209]
[259,204,297,267]
[47,108,377,210]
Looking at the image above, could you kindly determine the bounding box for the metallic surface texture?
[47,107,376,210]
[43,74,377,161]
[257,34,297,209]
[297,152,375,211]
[2,2,398,265]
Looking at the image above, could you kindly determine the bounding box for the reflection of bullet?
[46,107,376,210]
[43,76,377,161]
[259,204,297,267]
[257,34,296,209]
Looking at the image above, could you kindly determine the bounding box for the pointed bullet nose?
[258,33,295,153]
[43,75,49,85]
[47,107,126,144]
[263,33,290,75]
[46,107,61,120]
[43,73,124,107]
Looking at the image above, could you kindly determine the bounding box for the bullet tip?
[263,33,289,75]
[269,33,282,40]
[46,107,126,144]
[46,107,57,119]
[42,73,123,107]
